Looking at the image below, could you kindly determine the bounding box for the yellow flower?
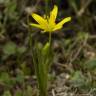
[30,5,71,32]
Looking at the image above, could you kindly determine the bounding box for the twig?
[77,0,92,17]
[52,89,56,96]
[69,35,88,64]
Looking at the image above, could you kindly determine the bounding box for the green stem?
[49,32,52,45]
[27,14,32,47]
[27,14,37,73]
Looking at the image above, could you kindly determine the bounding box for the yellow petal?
[41,30,47,33]
[53,17,71,31]
[53,25,62,31]
[32,13,47,25]
[49,5,58,26]
[30,23,43,29]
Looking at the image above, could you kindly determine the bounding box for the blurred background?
[0,0,96,96]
